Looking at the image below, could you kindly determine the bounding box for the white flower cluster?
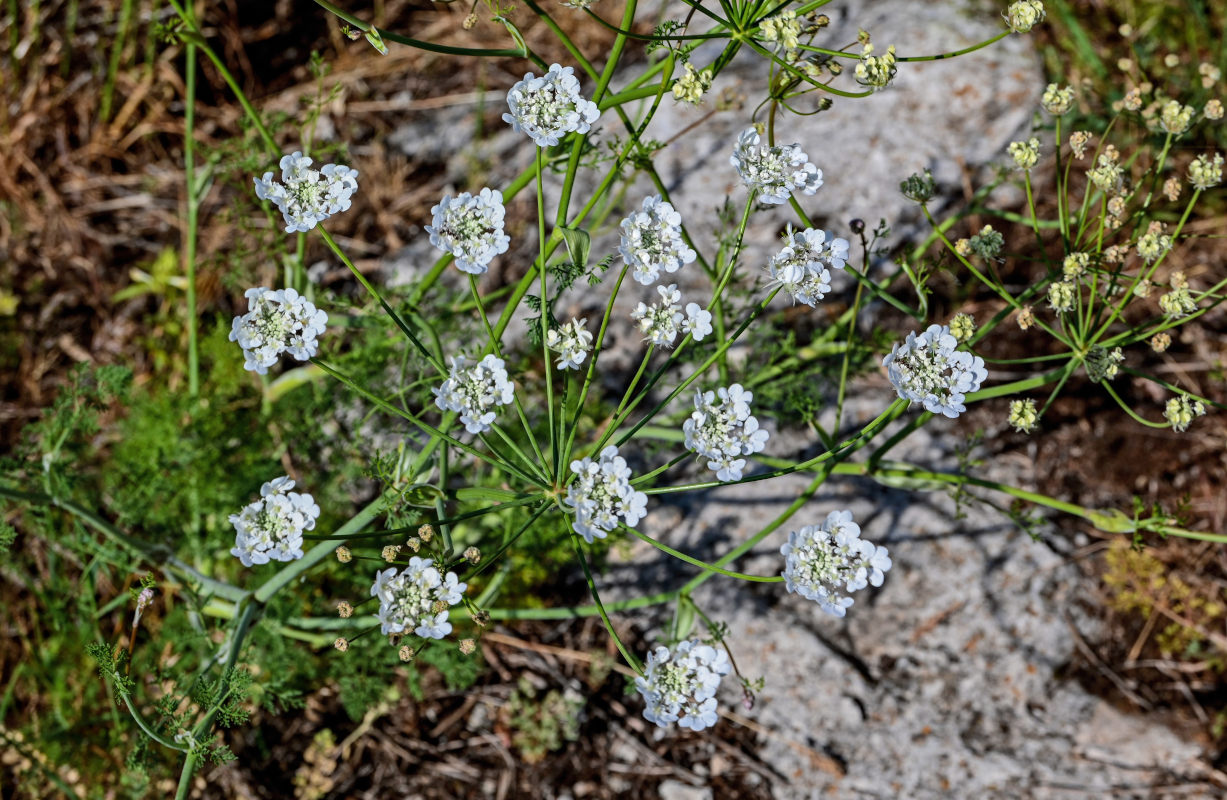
[780,510,891,617]
[253,151,359,233]
[683,384,770,482]
[630,284,713,347]
[635,639,731,732]
[883,324,988,418]
[425,188,510,275]
[229,287,328,375]
[503,63,600,147]
[371,558,467,640]
[619,195,696,285]
[730,127,823,205]
[546,317,594,370]
[229,477,319,567]
[564,445,648,543]
[433,354,515,434]
[768,226,849,307]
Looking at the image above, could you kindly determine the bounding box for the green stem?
[622,524,785,582]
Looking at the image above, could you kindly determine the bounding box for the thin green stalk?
[318,228,445,373]
[468,276,550,476]
[621,524,785,582]
[571,534,643,673]
[535,149,558,482]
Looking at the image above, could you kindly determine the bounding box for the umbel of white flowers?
[253,151,359,233]
[425,187,510,275]
[630,284,712,347]
[433,354,515,434]
[229,287,327,375]
[883,324,988,418]
[229,476,320,567]
[730,127,823,204]
[683,383,770,482]
[636,639,731,732]
[781,509,892,617]
[371,557,467,640]
[618,195,696,285]
[503,63,600,147]
[768,226,849,307]
[564,445,649,543]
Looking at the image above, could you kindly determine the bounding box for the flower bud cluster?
[1008,137,1041,170]
[1008,398,1039,433]
[564,445,649,543]
[230,477,320,567]
[372,557,467,640]
[1005,0,1045,34]
[619,195,696,285]
[730,127,823,205]
[767,226,848,307]
[503,63,600,147]
[1164,395,1206,433]
[254,151,359,233]
[635,639,731,732]
[425,188,511,275]
[671,62,713,105]
[883,324,988,418]
[780,510,892,617]
[1041,83,1074,115]
[1188,153,1224,190]
[683,384,770,482]
[433,354,515,434]
[855,43,897,91]
[229,288,327,375]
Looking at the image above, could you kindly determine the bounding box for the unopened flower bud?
[399,645,415,662]
[335,546,352,563]
[418,524,434,543]
[334,638,349,652]
[463,546,481,565]
[459,639,477,655]
[1016,305,1035,330]
[337,601,354,618]
[382,545,401,563]
[1150,332,1171,352]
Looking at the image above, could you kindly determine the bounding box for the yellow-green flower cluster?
[1188,153,1223,190]
[1088,150,1123,192]
[1008,398,1039,433]
[949,313,976,343]
[1062,252,1090,280]
[1041,83,1074,115]
[1008,138,1041,170]
[855,43,897,91]
[1005,0,1045,34]
[760,10,801,60]
[671,62,713,105]
[1047,280,1076,313]
[1159,100,1195,135]
[1164,396,1205,433]
[1136,225,1172,264]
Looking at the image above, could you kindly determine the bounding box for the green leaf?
[1087,507,1136,534]
[402,483,444,508]
[364,28,388,55]
[265,364,325,403]
[559,226,591,272]
[496,16,529,58]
